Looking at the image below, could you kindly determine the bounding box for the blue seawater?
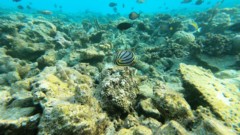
[1,0,239,14]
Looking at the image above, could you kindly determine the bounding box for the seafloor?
[0,5,240,135]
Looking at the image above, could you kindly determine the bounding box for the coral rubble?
[0,5,240,135]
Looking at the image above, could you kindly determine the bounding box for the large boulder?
[179,63,240,132]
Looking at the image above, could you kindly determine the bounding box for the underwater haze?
[0,0,240,135]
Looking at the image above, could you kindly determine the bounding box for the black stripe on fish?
[115,51,135,66]
[118,50,128,58]
[121,57,135,64]
[116,58,135,66]
[121,54,134,62]
[122,51,133,59]
[117,51,125,59]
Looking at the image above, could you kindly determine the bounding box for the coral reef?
[202,33,232,56]
[0,5,240,134]
[231,34,240,54]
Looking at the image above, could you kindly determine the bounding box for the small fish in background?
[109,2,117,7]
[13,0,21,2]
[129,12,140,20]
[181,0,192,4]
[38,10,52,15]
[195,0,204,5]
[54,4,58,8]
[26,5,31,9]
[117,22,133,31]
[113,7,118,13]
[122,4,125,8]
[17,5,24,10]
[228,22,240,32]
[187,21,201,33]
[136,0,144,4]
[115,50,136,66]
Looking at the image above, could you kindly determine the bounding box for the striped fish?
[115,50,135,66]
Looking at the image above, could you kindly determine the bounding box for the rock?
[0,87,12,106]
[99,43,112,51]
[0,86,40,135]
[195,54,237,72]
[141,117,162,133]
[0,49,35,85]
[6,41,46,61]
[116,125,153,135]
[156,120,190,135]
[54,31,72,48]
[1,18,57,61]
[202,33,231,56]
[0,114,40,135]
[172,31,195,44]
[117,128,133,135]
[37,49,57,69]
[78,46,105,63]
[193,110,237,135]
[0,74,7,85]
[6,71,21,84]
[89,31,104,43]
[215,69,239,79]
[29,63,111,134]
[133,125,153,135]
[73,63,100,79]
[98,67,139,114]
[231,35,240,54]
[137,81,154,98]
[179,63,240,132]
[31,65,93,107]
[62,50,81,66]
[139,98,161,119]
[210,12,231,33]
[123,114,140,128]
[152,90,194,126]
[38,104,109,135]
